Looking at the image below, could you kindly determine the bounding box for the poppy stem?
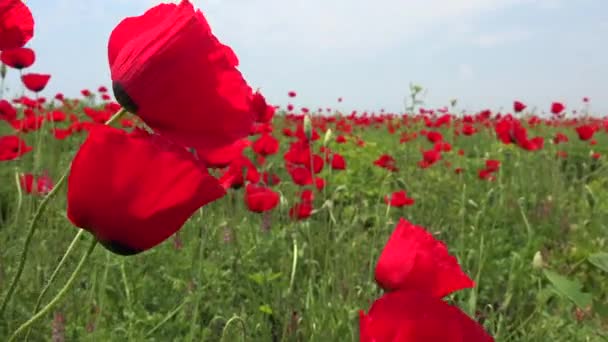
[0,108,127,317]
[9,238,98,342]
[24,229,85,340]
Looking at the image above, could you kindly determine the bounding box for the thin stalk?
[0,108,127,316]
[9,239,98,342]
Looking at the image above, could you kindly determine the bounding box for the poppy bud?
[303,115,312,141]
[532,251,545,270]
[323,128,332,147]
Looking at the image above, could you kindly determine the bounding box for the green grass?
[0,110,607,341]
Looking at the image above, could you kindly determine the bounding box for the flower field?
[0,0,607,341]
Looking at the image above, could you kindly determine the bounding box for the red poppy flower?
[513,100,526,113]
[485,160,500,172]
[0,47,34,69]
[20,173,53,195]
[576,125,595,141]
[0,135,32,160]
[21,73,51,92]
[330,153,346,170]
[374,218,474,297]
[422,149,441,165]
[314,177,325,191]
[98,86,108,93]
[426,131,443,143]
[52,128,73,140]
[335,135,347,143]
[373,154,398,172]
[289,201,313,220]
[0,99,17,121]
[0,0,34,50]
[288,91,296,98]
[262,172,281,186]
[384,191,414,207]
[244,183,279,213]
[288,165,313,186]
[81,89,92,97]
[360,290,493,342]
[252,133,279,156]
[251,91,275,123]
[201,138,251,168]
[108,1,254,158]
[67,125,225,255]
[550,102,565,115]
[553,132,569,144]
[219,155,260,189]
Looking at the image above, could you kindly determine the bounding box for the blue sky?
[8,0,608,114]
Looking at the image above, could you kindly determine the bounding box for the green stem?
[9,238,98,342]
[0,108,127,317]
[24,230,85,341]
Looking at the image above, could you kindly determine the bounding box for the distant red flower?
[288,166,313,186]
[583,97,589,103]
[485,159,500,172]
[219,155,260,189]
[592,152,601,160]
[330,153,347,170]
[108,1,254,158]
[575,125,595,141]
[360,290,493,342]
[289,201,313,220]
[374,218,474,296]
[0,47,35,69]
[262,172,281,186]
[288,91,296,98]
[98,86,108,93]
[336,135,347,144]
[244,183,279,213]
[426,131,443,143]
[0,0,34,50]
[553,132,569,144]
[81,89,92,97]
[550,102,565,115]
[0,99,17,121]
[462,124,476,136]
[67,125,225,255]
[422,149,441,165]
[21,73,51,92]
[20,173,54,195]
[252,133,279,156]
[513,100,526,113]
[0,135,32,160]
[374,154,398,172]
[314,177,325,191]
[287,104,294,111]
[384,190,414,207]
[251,91,275,123]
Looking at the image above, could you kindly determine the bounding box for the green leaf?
[543,269,592,309]
[259,304,273,315]
[588,252,608,273]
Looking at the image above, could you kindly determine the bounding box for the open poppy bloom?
[244,183,279,213]
[108,0,255,159]
[374,218,474,297]
[20,173,54,195]
[0,99,17,121]
[0,135,32,160]
[1,47,35,69]
[0,0,34,50]
[359,290,493,342]
[21,73,51,92]
[384,190,414,208]
[67,125,225,255]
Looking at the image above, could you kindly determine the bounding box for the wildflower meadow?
[0,0,607,341]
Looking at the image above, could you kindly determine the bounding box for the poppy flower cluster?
[66,0,263,255]
[360,218,493,341]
